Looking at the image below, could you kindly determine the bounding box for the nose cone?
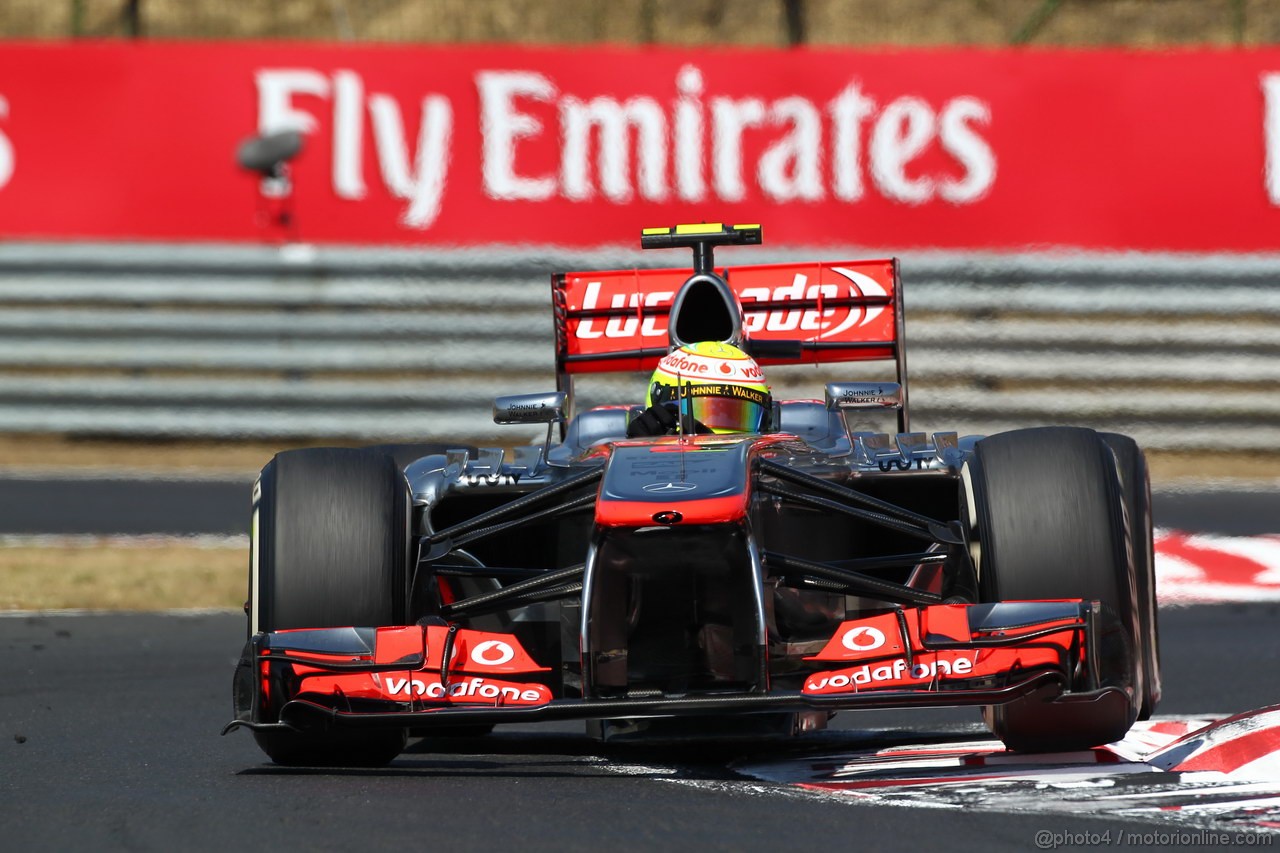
[594,437,754,528]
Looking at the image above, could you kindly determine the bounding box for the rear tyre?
[964,427,1140,752]
[1100,432,1161,720]
[249,447,411,766]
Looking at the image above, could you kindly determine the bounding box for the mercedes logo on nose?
[643,481,698,494]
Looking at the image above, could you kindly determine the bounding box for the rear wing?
[551,258,908,423]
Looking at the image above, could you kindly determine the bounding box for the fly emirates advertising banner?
[1,42,1279,251]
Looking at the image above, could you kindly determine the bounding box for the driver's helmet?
[646,341,772,434]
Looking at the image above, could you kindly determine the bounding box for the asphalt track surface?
[0,476,1277,851]
[3,606,1276,852]
[0,475,248,535]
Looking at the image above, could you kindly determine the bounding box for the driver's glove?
[626,403,713,437]
[626,402,679,437]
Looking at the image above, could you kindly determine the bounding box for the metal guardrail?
[1,242,1278,450]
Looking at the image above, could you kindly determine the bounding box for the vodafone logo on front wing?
[842,626,887,652]
[383,675,549,704]
[805,655,976,693]
[422,626,550,674]
[469,640,515,666]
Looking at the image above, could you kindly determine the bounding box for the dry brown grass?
[0,434,513,476]
[0,0,1270,46]
[0,434,279,476]
[1147,451,1280,484]
[0,542,245,612]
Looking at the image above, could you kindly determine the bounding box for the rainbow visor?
[652,382,771,433]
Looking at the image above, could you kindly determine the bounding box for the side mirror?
[824,382,903,412]
[493,392,567,426]
[494,392,568,472]
[824,382,903,453]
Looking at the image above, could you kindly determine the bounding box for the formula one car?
[226,223,1160,766]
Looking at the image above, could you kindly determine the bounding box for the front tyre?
[964,427,1141,752]
[1100,432,1161,720]
[248,447,411,766]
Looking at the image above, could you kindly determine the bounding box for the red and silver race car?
[225,224,1160,766]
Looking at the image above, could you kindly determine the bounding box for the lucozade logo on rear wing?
[556,259,898,374]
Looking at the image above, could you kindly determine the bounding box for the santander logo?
[574,267,889,341]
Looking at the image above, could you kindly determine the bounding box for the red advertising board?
[0,42,1278,251]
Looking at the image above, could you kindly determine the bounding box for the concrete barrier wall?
[1,242,1276,450]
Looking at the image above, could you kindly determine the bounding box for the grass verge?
[0,541,245,612]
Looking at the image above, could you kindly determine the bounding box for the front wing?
[225,601,1129,736]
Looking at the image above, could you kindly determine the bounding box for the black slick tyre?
[1100,432,1161,720]
[964,427,1141,752]
[248,447,411,766]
